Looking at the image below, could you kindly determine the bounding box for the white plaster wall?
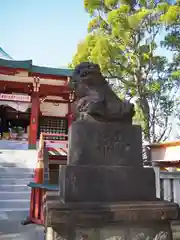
[151,145,180,161]
[40,102,68,117]
[45,96,65,101]
[0,74,65,85]
[16,70,29,77]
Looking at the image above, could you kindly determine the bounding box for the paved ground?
[0,222,44,240]
[0,140,28,150]
[0,140,39,150]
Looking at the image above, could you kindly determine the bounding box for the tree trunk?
[139,97,150,142]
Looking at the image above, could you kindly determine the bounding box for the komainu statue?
[69,62,135,124]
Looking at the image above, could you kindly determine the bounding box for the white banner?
[0,93,31,102]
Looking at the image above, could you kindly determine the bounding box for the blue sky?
[0,0,90,68]
[0,0,173,68]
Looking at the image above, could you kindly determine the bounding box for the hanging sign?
[0,93,31,102]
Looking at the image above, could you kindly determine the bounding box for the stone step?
[0,178,32,185]
[0,184,30,192]
[0,167,34,174]
[0,191,30,200]
[0,199,30,209]
[0,209,29,220]
[0,220,44,240]
[0,174,33,179]
[0,150,38,169]
[0,169,34,178]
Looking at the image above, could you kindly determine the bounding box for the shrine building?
[0,55,73,149]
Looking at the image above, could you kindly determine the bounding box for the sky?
[0,0,173,68]
[0,0,177,140]
[0,0,90,68]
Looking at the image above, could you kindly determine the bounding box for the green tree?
[70,0,180,143]
[160,0,180,139]
[161,0,180,82]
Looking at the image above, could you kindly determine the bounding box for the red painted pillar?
[29,92,40,149]
[28,77,40,149]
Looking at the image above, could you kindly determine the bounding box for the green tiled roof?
[0,58,73,77]
[0,58,32,70]
[32,65,73,77]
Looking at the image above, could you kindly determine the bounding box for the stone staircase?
[0,150,44,240]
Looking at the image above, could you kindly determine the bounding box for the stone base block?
[46,222,173,240]
[44,195,178,240]
[68,121,143,166]
[59,165,156,202]
[74,222,173,240]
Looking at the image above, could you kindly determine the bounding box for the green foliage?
[71,0,180,143]
[160,4,180,24]
[161,0,180,85]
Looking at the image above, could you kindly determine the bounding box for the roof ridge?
[0,47,13,60]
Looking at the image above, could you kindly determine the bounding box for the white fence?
[154,168,180,206]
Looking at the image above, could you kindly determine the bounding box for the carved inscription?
[94,130,131,157]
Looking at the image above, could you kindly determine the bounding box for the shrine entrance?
[0,104,31,140]
[0,58,73,149]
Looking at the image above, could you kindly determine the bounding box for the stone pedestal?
[44,121,179,239]
[61,121,156,202]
